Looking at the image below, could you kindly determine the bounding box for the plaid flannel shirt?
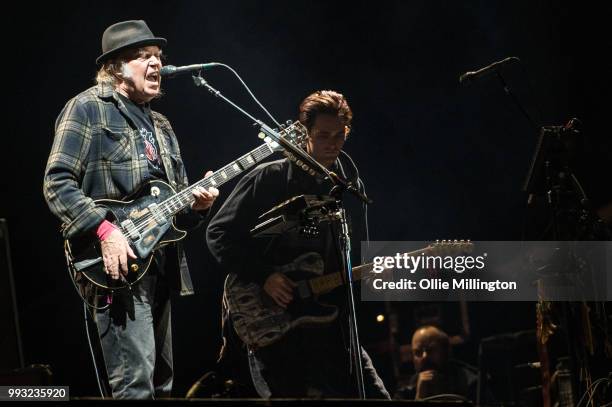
[44,83,197,295]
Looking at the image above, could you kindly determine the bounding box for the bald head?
[411,326,450,372]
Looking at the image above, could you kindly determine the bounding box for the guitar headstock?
[258,120,308,152]
[427,239,474,256]
[258,121,318,176]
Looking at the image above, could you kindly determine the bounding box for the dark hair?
[298,90,353,132]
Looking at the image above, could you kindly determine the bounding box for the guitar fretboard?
[159,143,275,218]
[308,262,373,296]
[307,245,471,295]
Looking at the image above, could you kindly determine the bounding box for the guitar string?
[130,146,271,232]
[129,124,304,232]
[127,124,304,237]
[150,124,305,227]
[128,143,276,234]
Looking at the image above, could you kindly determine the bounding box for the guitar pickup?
[120,219,141,241]
[147,203,167,226]
[296,280,312,299]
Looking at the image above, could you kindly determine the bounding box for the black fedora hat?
[96,20,167,65]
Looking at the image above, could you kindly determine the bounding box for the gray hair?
[95,46,138,87]
[95,48,163,99]
[95,59,125,87]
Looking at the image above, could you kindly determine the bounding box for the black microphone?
[459,56,520,84]
[160,63,219,77]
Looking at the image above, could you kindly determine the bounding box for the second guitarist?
[207,90,389,398]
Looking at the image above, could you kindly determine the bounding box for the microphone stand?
[494,71,539,132]
[191,73,370,398]
[494,71,588,406]
[330,183,366,399]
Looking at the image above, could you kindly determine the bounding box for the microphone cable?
[211,63,283,129]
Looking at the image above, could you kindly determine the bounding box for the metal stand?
[523,121,604,407]
[484,67,588,407]
[336,202,366,398]
[495,71,539,131]
[325,182,366,398]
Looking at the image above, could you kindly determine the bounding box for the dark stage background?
[2,0,609,397]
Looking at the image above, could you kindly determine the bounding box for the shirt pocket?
[101,126,132,162]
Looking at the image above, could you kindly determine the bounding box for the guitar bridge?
[120,219,141,241]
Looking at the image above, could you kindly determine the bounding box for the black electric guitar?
[225,240,473,348]
[65,121,308,290]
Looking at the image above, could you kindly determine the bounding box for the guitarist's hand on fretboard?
[263,272,297,308]
[100,229,136,280]
[191,170,220,211]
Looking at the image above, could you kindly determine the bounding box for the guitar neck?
[159,143,275,217]
[308,247,430,296]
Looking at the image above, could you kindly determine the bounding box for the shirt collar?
[96,83,151,110]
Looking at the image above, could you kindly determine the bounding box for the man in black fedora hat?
[44,20,219,399]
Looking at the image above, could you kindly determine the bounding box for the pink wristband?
[96,220,118,241]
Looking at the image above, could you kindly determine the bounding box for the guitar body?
[225,252,340,348]
[225,241,474,348]
[65,180,186,290]
[60,121,309,294]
